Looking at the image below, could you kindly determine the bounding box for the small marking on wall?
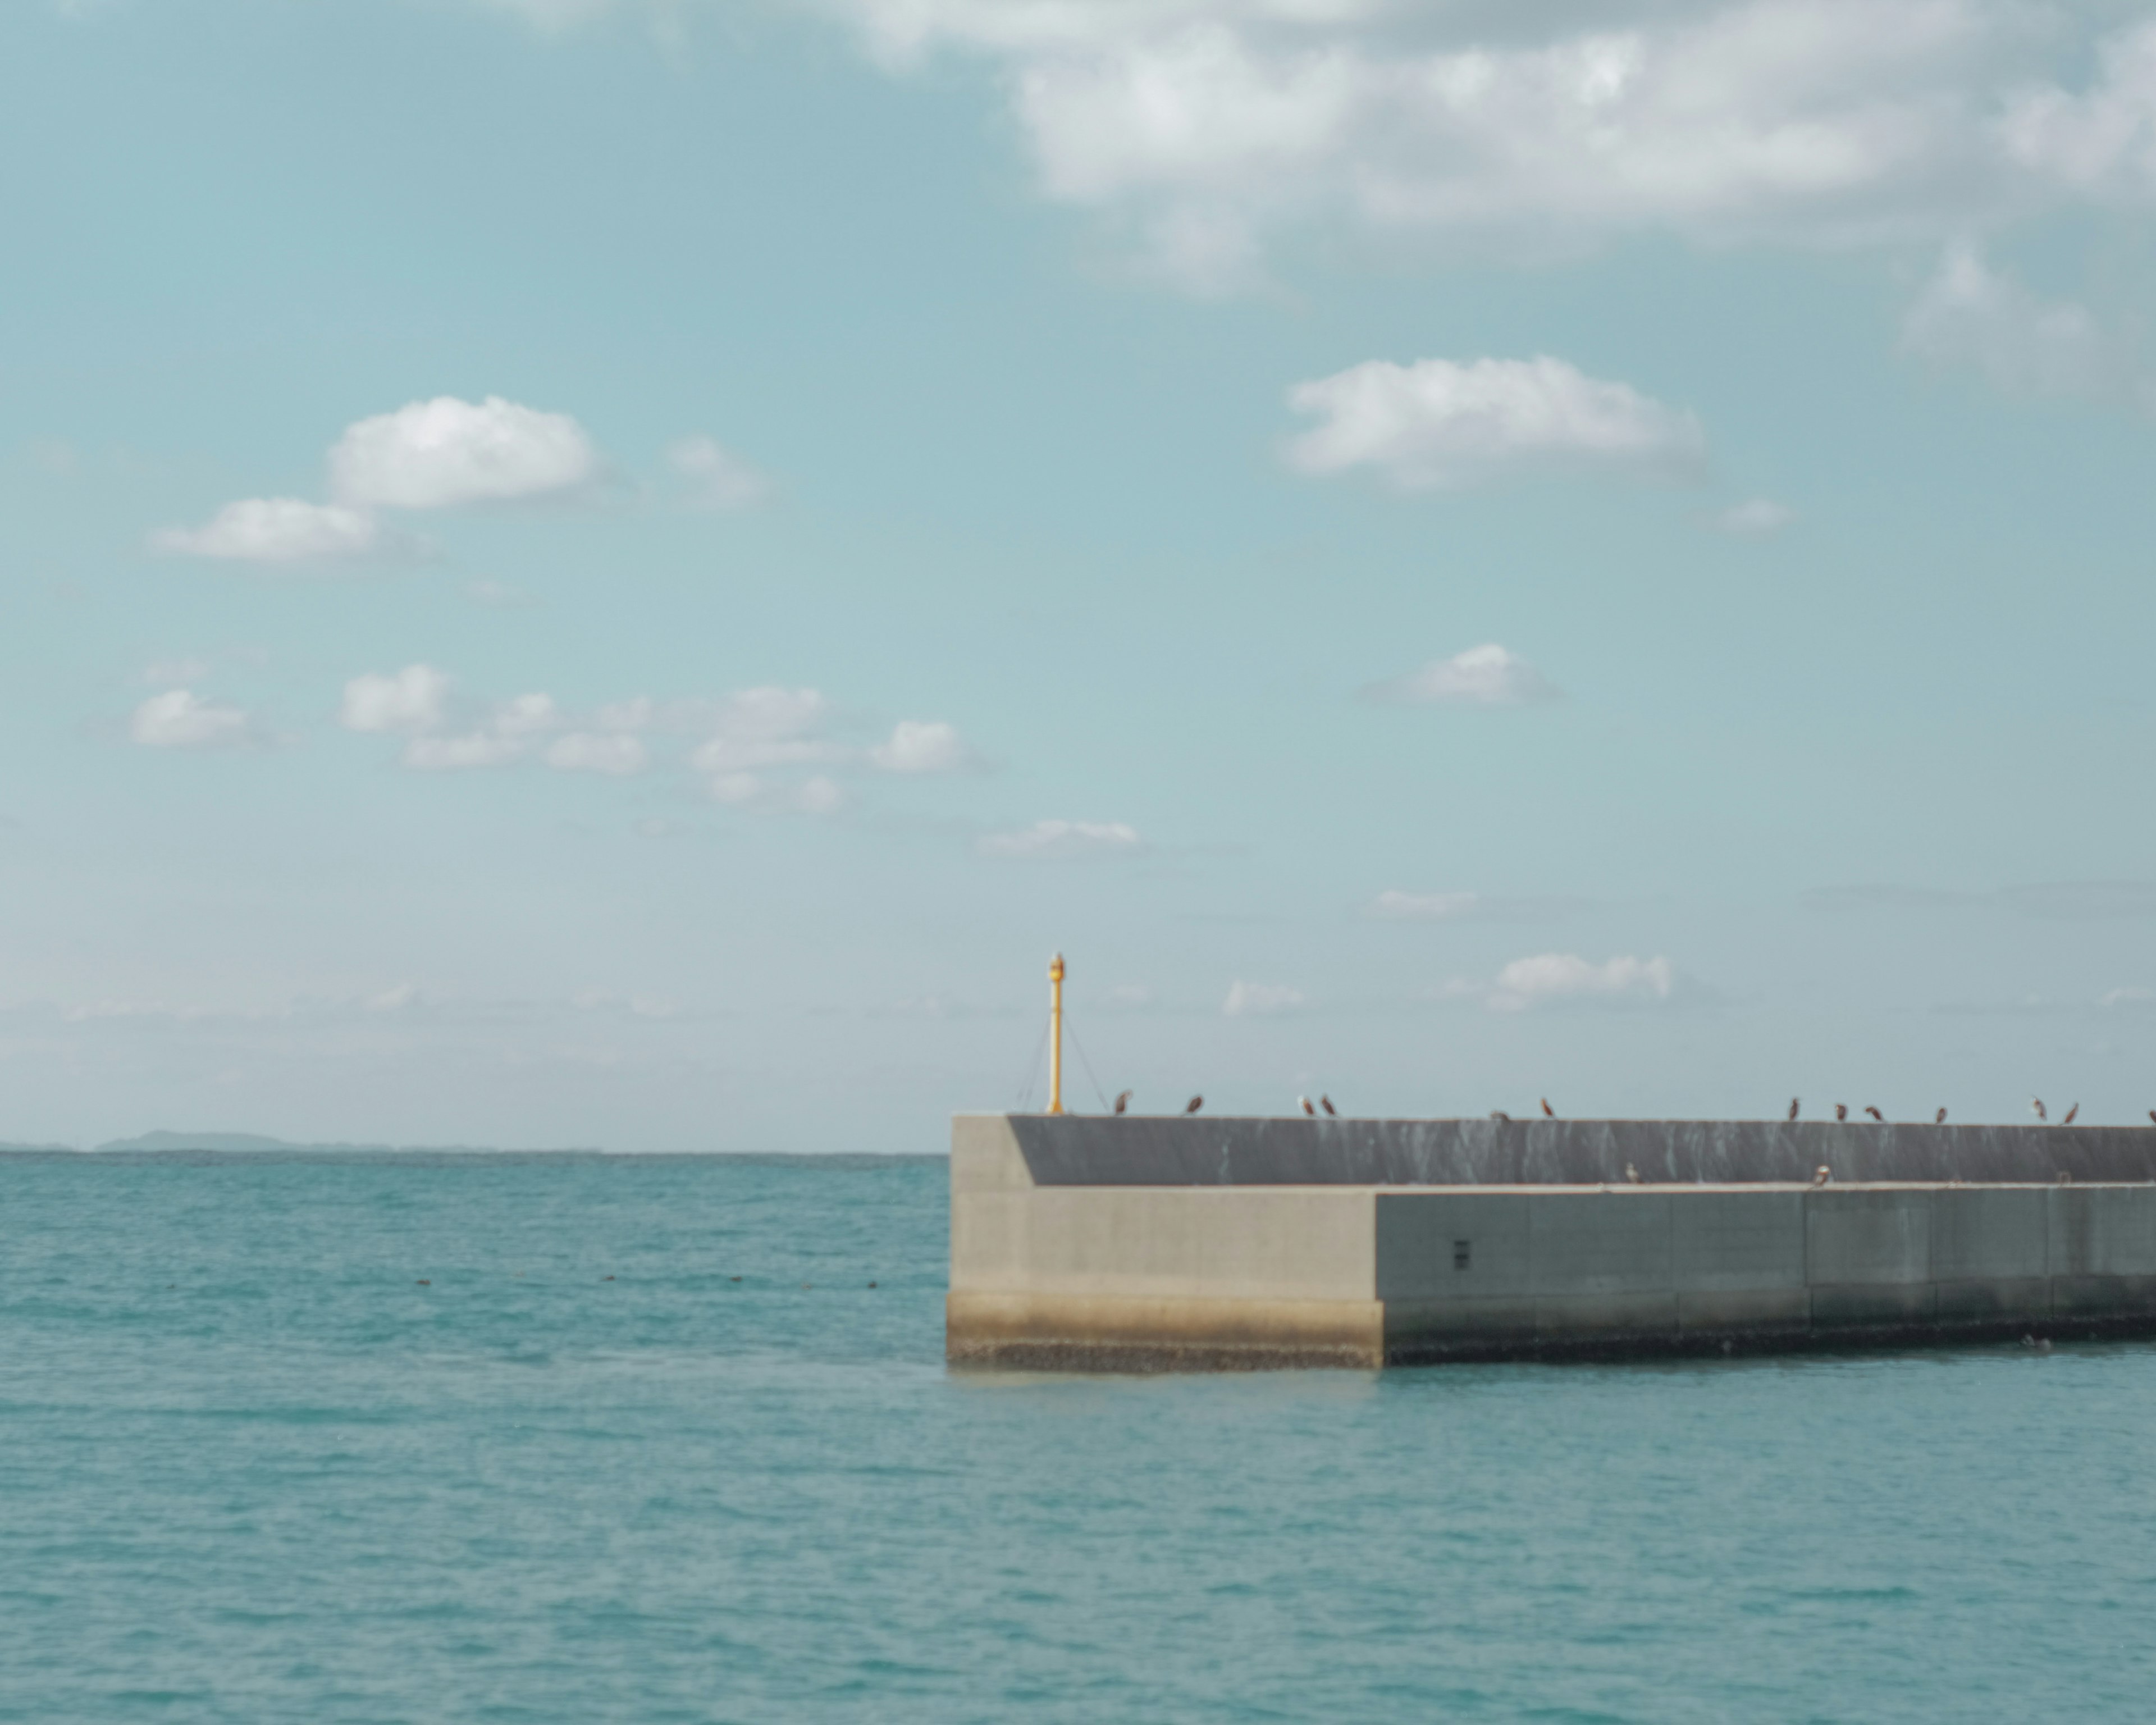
[1454,1240,1472,1271]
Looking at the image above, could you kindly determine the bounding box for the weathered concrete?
[948,1114,2156,1370]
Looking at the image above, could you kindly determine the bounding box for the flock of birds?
[1100,1092,2154,1124]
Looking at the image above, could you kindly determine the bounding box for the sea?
[2,1150,2152,1723]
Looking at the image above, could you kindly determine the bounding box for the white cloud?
[1998,20,2156,201]
[796,775,846,814]
[129,689,255,751]
[870,719,971,774]
[978,818,1143,859]
[1488,952,1675,1012]
[708,772,764,805]
[153,498,406,565]
[1223,979,1305,1017]
[669,435,772,510]
[1371,889,1481,920]
[403,732,526,771]
[341,666,453,736]
[1712,498,1797,535]
[545,732,649,775]
[1902,241,2146,405]
[1364,644,1560,708]
[1287,356,1704,490]
[328,395,604,511]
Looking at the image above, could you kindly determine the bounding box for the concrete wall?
[948,1115,2156,1370]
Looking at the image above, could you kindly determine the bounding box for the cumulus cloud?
[978,818,1143,860]
[1902,241,2149,405]
[870,719,971,774]
[1487,953,1675,1013]
[687,686,845,779]
[669,435,773,510]
[329,395,604,511]
[1363,644,1559,708]
[1712,498,1797,535]
[1287,356,1704,491]
[341,666,453,736]
[1223,979,1305,1017]
[129,689,257,751]
[152,499,414,566]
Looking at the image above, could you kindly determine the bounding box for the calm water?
[2,1152,2153,1723]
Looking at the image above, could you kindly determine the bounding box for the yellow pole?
[1047,952,1066,1115]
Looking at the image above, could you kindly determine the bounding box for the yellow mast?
[1047,952,1066,1115]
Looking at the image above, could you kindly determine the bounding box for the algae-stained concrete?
[947,1114,2156,1370]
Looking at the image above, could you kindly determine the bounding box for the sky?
[5,0,2156,1150]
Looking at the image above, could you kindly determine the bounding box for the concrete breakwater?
[947,1114,2156,1370]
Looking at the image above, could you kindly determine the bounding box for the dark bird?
[1812,1166,1832,1187]
[2032,1097,2048,1122]
[1541,1098,1556,1118]
[1184,1095,1203,1115]
[1789,1098,1800,1122]
[2063,1103,2080,1125]
[1490,1110,1511,1123]
[1299,1096,1315,1117]
[1624,1162,1641,1185]
[1834,1103,1848,1122]
[1112,1089,1131,1116]
[1864,1106,1884,1122]
[1935,1107,1947,1125]
[1320,1095,1337,1117]
[2148,1110,2155,1126]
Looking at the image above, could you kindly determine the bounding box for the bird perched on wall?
[1113,1090,1131,1116]
[1625,1162,1641,1185]
[2149,1110,2155,1126]
[2058,1170,2075,1185]
[1813,1166,1833,1186]
[1299,1096,1315,1117]
[1935,1107,1947,1125]
[1864,1106,1884,1122]
[1835,1103,1848,1122]
[2032,1098,2048,1122]
[2063,1103,2080,1125]
[1320,1095,1337,1117]
[1490,1110,1511,1122]
[1184,1096,1203,1115]
[1789,1098,1800,1122]
[1541,1098,1556,1118]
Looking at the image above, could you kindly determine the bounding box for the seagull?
[1113,1089,1131,1116]
[2032,1097,2048,1122]
[1319,1095,1337,1117]
[1935,1107,1947,1125]
[1299,1096,1316,1117]
[1812,1166,1832,1186]
[1789,1098,1800,1122]
[1541,1098,1556,1118]
[1490,1110,1511,1123]
[1834,1103,1848,1122]
[1184,1095,1204,1115]
[2063,1103,2080,1125]
[1624,1162,1641,1185]
[1864,1106,1884,1122]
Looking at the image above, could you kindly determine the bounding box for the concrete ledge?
[945,1290,1384,1371]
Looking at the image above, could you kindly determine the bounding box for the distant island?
[7,1131,606,1154]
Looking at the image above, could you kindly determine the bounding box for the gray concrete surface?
[949,1114,2156,1370]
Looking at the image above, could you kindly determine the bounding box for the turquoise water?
[3,1153,2154,1723]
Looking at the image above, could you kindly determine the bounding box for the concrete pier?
[947,1114,2156,1370]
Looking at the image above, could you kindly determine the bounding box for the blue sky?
[5,0,2156,1149]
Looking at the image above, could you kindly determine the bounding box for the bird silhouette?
[2149,1110,2155,1126]
[1541,1098,1556,1118]
[1299,1096,1315,1117]
[2032,1097,2048,1122]
[1864,1106,1884,1122]
[1624,1162,1641,1185]
[1813,1166,1832,1186]
[1184,1095,1203,1115]
[1835,1103,1848,1122]
[1113,1089,1131,1116]
[1789,1098,1800,1122]
[1935,1107,1947,1125]
[1319,1095,1337,1117]
[1490,1110,1511,1123]
[2063,1103,2080,1125]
